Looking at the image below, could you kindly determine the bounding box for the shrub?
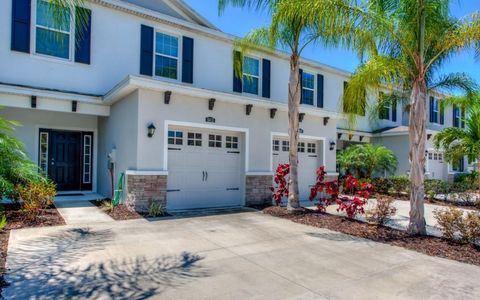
[16,179,56,218]
[371,177,393,195]
[390,176,410,195]
[101,199,115,213]
[148,201,165,217]
[0,205,6,231]
[271,164,290,206]
[434,208,480,244]
[337,144,398,178]
[434,208,463,241]
[310,169,371,219]
[366,197,397,225]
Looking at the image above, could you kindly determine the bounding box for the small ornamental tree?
[309,167,373,219]
[271,164,290,206]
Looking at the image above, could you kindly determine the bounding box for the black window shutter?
[233,51,242,92]
[453,105,458,127]
[392,99,397,122]
[461,109,465,128]
[11,0,31,53]
[262,59,271,98]
[140,25,154,76]
[74,7,92,64]
[299,69,303,104]
[182,36,194,83]
[317,74,324,108]
[429,97,434,123]
[440,103,445,125]
[343,81,348,113]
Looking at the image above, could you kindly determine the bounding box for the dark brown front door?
[48,130,82,191]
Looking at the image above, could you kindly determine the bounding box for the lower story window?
[187,132,202,146]
[272,140,280,151]
[39,132,49,174]
[83,135,92,184]
[307,143,316,153]
[298,142,305,153]
[226,136,238,149]
[209,134,222,148]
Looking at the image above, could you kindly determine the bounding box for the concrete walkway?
[54,195,113,225]
[2,209,480,299]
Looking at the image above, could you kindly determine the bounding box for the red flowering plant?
[271,164,290,206]
[309,166,339,212]
[309,167,373,219]
[335,175,374,219]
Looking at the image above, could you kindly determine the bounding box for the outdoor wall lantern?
[147,123,156,138]
[329,141,336,151]
[164,91,172,104]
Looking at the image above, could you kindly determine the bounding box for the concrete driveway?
[2,208,480,299]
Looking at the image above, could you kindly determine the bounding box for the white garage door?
[272,138,322,202]
[167,127,244,210]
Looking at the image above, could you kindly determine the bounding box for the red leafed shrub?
[309,167,372,219]
[309,166,338,211]
[271,164,290,205]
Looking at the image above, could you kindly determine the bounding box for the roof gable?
[121,0,218,30]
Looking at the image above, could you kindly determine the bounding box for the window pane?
[302,89,314,105]
[243,57,259,76]
[37,0,70,31]
[243,76,258,94]
[155,55,177,79]
[155,33,178,57]
[302,73,314,89]
[36,28,70,59]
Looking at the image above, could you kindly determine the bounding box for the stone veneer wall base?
[126,174,167,213]
[245,175,273,206]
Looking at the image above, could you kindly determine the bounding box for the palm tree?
[291,0,479,234]
[337,144,398,178]
[434,93,480,190]
[218,0,352,210]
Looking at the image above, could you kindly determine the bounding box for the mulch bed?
[381,193,480,211]
[90,200,143,220]
[90,200,171,220]
[0,203,65,291]
[263,206,480,266]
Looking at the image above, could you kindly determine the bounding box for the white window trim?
[301,71,316,106]
[242,55,261,96]
[154,30,182,81]
[32,0,75,62]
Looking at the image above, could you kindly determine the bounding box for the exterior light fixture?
[270,108,277,119]
[208,98,216,110]
[164,91,172,104]
[329,141,336,151]
[147,123,156,138]
[299,113,305,122]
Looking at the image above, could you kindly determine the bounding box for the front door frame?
[36,126,97,193]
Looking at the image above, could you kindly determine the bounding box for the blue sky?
[184,0,480,83]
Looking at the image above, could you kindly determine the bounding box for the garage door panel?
[272,138,322,202]
[167,127,244,210]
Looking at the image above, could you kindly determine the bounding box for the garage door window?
[226,136,238,149]
[282,141,289,151]
[307,143,316,153]
[298,142,305,153]
[187,132,202,146]
[272,140,280,151]
[209,134,222,148]
[168,131,183,145]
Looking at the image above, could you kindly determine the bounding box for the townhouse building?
[0,0,469,211]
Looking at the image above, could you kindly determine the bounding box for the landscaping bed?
[380,193,480,211]
[0,203,65,291]
[263,206,480,266]
[90,200,170,220]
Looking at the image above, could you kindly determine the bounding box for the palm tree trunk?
[287,53,301,210]
[407,79,427,235]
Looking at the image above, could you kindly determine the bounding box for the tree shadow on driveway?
[2,228,209,299]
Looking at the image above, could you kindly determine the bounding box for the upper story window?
[429,97,444,124]
[155,32,179,79]
[301,72,315,105]
[35,0,72,60]
[432,98,439,123]
[243,56,259,95]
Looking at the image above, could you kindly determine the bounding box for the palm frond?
[428,72,478,94]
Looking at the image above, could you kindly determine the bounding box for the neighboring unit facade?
[0,0,470,211]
